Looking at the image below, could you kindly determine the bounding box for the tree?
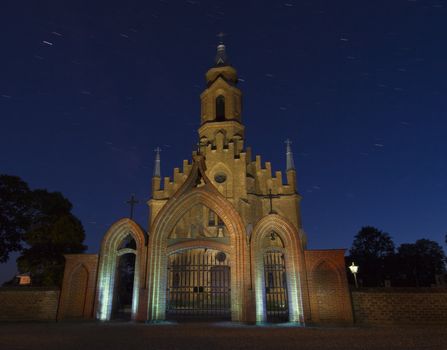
[348,226,395,287]
[1,174,87,286]
[0,175,33,263]
[396,239,446,287]
[17,189,87,286]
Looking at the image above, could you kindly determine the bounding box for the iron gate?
[264,250,289,322]
[166,248,231,319]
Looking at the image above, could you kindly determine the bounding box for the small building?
[16,273,31,286]
[58,44,353,324]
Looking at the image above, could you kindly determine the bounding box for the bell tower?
[198,43,244,150]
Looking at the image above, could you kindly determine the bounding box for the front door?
[166,248,231,320]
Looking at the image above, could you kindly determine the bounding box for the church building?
[58,44,353,324]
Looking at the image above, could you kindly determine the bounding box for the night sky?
[1,0,446,283]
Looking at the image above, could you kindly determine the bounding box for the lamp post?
[349,262,359,288]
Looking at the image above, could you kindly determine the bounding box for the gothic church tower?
[149,43,304,243]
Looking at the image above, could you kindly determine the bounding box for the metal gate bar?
[167,249,231,319]
[264,251,289,322]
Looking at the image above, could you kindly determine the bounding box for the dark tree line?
[346,226,446,287]
[0,174,86,286]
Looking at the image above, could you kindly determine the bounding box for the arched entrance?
[95,219,146,321]
[166,248,231,320]
[147,184,247,322]
[251,214,307,323]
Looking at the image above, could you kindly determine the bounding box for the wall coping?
[351,287,447,294]
[0,287,60,292]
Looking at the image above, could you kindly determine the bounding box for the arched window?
[216,95,225,121]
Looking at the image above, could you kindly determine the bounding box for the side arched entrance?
[95,218,146,321]
[251,214,308,323]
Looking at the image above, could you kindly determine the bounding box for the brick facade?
[0,288,59,321]
[352,288,447,325]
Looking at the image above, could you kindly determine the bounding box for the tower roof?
[206,42,237,84]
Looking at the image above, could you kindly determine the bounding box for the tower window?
[216,95,225,121]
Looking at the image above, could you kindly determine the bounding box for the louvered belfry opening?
[166,248,231,320]
[264,250,289,322]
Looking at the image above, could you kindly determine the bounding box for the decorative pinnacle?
[285,139,295,171]
[153,147,161,177]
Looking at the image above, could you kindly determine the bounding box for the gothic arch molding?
[147,186,247,321]
[95,218,146,321]
[311,259,344,284]
[251,214,306,323]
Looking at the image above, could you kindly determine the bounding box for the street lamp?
[349,262,359,288]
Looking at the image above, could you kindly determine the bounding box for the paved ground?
[0,322,446,350]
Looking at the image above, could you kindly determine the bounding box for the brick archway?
[147,187,248,321]
[251,214,307,323]
[95,218,146,321]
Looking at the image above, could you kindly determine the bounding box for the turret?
[152,147,161,192]
[285,139,297,191]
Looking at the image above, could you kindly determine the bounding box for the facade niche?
[65,265,88,318]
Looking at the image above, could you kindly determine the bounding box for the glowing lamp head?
[349,262,359,274]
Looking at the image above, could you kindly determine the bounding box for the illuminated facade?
[58,44,353,324]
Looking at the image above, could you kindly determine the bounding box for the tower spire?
[215,33,229,66]
[153,147,161,177]
[285,139,295,171]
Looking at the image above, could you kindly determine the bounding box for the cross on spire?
[126,194,139,220]
[217,32,226,43]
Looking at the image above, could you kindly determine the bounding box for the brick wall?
[0,288,60,321]
[352,288,447,325]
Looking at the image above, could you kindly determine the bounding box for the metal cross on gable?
[126,193,139,220]
[263,189,280,214]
